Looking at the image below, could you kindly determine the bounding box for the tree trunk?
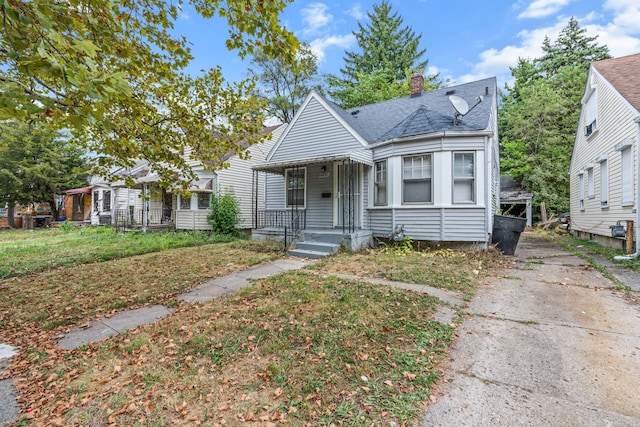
[7,206,16,228]
[50,196,59,220]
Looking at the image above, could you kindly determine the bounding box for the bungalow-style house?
[89,124,285,231]
[252,75,500,255]
[569,53,640,249]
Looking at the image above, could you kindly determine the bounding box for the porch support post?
[252,170,258,229]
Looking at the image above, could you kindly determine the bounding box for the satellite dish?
[449,95,469,116]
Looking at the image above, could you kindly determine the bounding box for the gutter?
[614,116,640,260]
[367,130,494,149]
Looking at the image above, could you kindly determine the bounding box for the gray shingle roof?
[325,77,496,144]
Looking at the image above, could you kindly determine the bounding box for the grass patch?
[0,239,283,331]
[29,272,455,426]
[310,247,498,297]
[0,227,243,278]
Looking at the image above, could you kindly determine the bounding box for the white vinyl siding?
[621,147,633,206]
[453,152,475,203]
[402,154,432,204]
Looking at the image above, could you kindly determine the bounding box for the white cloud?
[301,3,333,35]
[518,0,574,19]
[604,0,640,34]
[345,4,365,20]
[457,21,566,84]
[309,34,356,62]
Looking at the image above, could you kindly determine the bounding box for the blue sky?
[173,0,640,88]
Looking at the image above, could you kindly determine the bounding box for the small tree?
[207,191,241,235]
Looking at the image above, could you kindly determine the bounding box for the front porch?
[253,225,373,254]
[113,208,173,232]
[252,153,374,255]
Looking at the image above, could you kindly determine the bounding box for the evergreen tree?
[499,17,611,217]
[536,17,612,76]
[341,1,427,82]
[327,1,439,108]
[0,122,87,226]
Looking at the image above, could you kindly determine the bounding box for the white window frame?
[598,156,608,208]
[374,160,387,206]
[285,167,307,208]
[93,190,99,212]
[453,152,475,204]
[620,146,633,206]
[584,84,598,137]
[578,172,585,211]
[585,164,594,199]
[402,154,432,204]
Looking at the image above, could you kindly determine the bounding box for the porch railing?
[254,209,306,230]
[114,208,173,231]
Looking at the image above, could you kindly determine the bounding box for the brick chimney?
[410,73,424,97]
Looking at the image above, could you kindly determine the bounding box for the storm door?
[334,160,361,232]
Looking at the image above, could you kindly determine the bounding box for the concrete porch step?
[288,241,340,259]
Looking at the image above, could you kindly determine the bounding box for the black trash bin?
[492,215,527,255]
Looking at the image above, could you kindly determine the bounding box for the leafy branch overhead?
[0,0,299,190]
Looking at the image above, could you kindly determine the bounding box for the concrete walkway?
[421,232,640,427]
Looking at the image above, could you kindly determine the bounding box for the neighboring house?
[252,75,500,254]
[569,53,640,249]
[88,125,284,231]
[61,187,92,222]
[173,124,285,231]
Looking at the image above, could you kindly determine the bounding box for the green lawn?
[0,226,242,278]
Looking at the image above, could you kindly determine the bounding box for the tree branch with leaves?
[0,0,300,190]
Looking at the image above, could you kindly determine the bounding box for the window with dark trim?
[180,195,191,210]
[285,167,306,207]
[93,191,99,212]
[197,193,211,210]
[402,155,432,204]
[102,191,111,211]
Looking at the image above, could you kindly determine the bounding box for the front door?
[334,161,361,231]
[72,194,84,221]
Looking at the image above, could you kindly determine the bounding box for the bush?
[58,220,76,233]
[207,191,241,235]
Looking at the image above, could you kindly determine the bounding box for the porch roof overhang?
[253,150,373,174]
[63,187,91,195]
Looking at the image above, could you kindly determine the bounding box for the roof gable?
[267,91,368,163]
[593,53,640,113]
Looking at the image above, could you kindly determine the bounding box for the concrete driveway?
[421,232,640,426]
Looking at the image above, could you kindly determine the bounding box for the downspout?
[615,116,640,260]
[485,134,492,248]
